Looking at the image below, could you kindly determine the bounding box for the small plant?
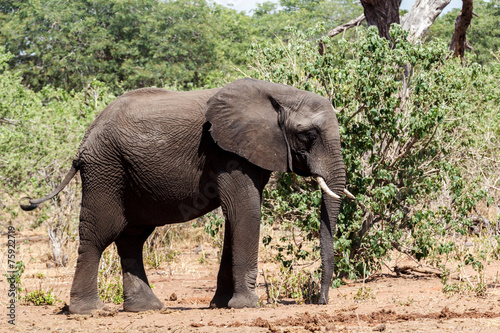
[166,250,180,262]
[264,267,320,304]
[353,286,375,302]
[440,252,489,297]
[98,244,123,304]
[144,248,180,270]
[98,276,123,304]
[204,211,225,256]
[198,251,207,264]
[144,228,180,269]
[393,296,414,306]
[443,273,489,297]
[24,289,56,306]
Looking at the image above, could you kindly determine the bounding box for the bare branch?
[346,104,366,124]
[394,265,444,277]
[0,117,19,125]
[327,14,366,38]
[389,136,418,168]
[486,184,500,192]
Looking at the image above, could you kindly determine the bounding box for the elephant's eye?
[296,130,318,151]
[297,130,318,143]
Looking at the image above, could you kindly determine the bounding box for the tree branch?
[327,14,366,38]
[450,0,474,58]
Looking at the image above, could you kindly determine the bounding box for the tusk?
[317,177,341,199]
[331,104,341,113]
[344,188,355,199]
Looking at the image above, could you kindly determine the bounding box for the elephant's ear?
[206,78,289,172]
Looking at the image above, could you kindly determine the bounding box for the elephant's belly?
[123,167,222,226]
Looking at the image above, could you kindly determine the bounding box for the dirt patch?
[248,307,500,327]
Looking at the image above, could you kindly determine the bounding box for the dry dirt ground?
[2,231,500,333]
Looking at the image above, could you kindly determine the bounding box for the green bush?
[0,0,250,93]
[0,50,115,193]
[251,25,499,281]
[264,267,320,304]
[98,244,123,304]
[0,47,115,229]
[24,289,56,306]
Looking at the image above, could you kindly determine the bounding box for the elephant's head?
[206,78,349,303]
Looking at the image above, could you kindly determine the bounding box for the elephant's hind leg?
[69,206,121,314]
[116,227,164,312]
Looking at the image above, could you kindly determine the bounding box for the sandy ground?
[2,232,500,333]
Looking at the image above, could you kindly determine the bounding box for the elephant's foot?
[318,295,329,305]
[318,286,330,304]
[227,291,259,309]
[123,282,164,312]
[69,297,104,314]
[123,295,164,312]
[209,293,232,308]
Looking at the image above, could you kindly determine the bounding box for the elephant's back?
[79,87,220,155]
[112,87,220,120]
[107,87,220,155]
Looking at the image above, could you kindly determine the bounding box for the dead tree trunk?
[48,224,68,267]
[449,0,474,58]
[360,0,402,40]
[401,0,452,39]
[329,0,454,41]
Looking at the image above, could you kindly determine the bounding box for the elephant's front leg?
[210,209,260,308]
[210,166,269,308]
[209,217,235,308]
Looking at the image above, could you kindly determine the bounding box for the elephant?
[20,78,353,314]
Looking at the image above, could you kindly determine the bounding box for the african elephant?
[20,78,352,314]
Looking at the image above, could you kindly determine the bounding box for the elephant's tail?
[20,162,79,211]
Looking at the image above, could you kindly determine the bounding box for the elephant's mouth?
[290,151,312,176]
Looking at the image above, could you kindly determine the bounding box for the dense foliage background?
[253,25,499,283]
[1,0,499,302]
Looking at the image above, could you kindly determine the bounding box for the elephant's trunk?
[317,161,345,304]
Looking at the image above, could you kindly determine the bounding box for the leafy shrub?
[203,211,225,257]
[24,289,56,306]
[144,227,180,269]
[264,267,320,304]
[0,47,115,231]
[98,244,123,304]
[250,25,499,281]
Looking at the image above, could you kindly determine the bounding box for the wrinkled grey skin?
[20,78,346,314]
